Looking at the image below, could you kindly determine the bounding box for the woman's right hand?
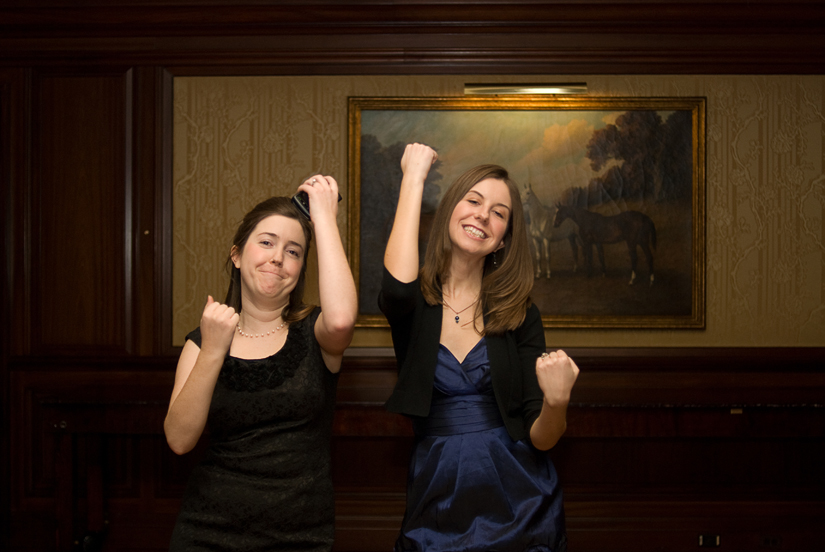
[165,295,238,454]
[400,143,438,183]
[199,295,239,357]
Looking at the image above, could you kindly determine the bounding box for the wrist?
[543,395,570,410]
[198,343,228,362]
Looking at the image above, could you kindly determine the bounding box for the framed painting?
[348,96,705,328]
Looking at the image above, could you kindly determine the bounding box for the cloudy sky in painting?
[361,109,625,206]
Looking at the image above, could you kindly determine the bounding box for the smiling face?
[231,214,306,305]
[447,177,512,259]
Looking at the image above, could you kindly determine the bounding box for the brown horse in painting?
[553,204,657,285]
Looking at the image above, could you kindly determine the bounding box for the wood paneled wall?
[2,1,824,74]
[7,351,825,551]
[2,2,824,551]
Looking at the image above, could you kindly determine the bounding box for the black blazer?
[378,268,547,443]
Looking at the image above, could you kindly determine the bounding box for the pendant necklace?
[442,297,478,325]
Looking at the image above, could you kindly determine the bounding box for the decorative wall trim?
[1,3,823,73]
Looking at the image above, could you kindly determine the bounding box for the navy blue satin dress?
[396,339,567,552]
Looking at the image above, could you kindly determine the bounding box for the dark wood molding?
[2,2,823,36]
[10,345,825,370]
[0,2,823,73]
[340,347,825,406]
[342,346,825,373]
[0,67,18,552]
[10,346,825,408]
[3,67,32,358]
[153,68,176,357]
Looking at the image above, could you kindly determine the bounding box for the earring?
[492,250,498,268]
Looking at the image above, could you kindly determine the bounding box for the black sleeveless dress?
[169,309,339,552]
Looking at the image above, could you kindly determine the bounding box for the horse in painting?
[522,183,579,279]
[553,204,657,285]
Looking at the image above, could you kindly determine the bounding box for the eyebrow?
[467,190,511,211]
[258,232,304,251]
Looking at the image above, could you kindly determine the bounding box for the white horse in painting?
[522,183,580,279]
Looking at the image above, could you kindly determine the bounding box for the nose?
[270,249,283,266]
[475,209,489,223]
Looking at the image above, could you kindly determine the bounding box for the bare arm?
[163,296,238,455]
[529,350,579,450]
[299,175,358,373]
[384,143,438,283]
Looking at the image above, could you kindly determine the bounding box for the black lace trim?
[218,319,310,392]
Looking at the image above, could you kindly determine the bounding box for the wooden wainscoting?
[7,349,824,552]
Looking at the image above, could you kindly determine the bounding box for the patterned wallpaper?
[173,75,824,347]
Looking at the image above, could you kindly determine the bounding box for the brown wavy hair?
[420,164,534,335]
[224,196,315,324]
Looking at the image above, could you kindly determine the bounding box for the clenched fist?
[535,349,579,407]
[199,295,239,357]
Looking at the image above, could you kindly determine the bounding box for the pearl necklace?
[236,319,286,338]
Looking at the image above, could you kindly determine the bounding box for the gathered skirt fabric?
[396,339,566,552]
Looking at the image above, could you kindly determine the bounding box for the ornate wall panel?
[173,75,825,347]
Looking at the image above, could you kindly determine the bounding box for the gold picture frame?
[348,96,705,329]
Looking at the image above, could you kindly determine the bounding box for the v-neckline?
[440,338,485,365]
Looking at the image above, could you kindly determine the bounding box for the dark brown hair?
[420,164,534,334]
[224,196,314,323]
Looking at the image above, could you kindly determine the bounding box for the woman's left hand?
[298,175,340,221]
[535,350,579,407]
[299,173,357,372]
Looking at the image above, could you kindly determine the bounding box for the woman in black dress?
[164,175,357,551]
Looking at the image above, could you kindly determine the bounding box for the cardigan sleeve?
[378,266,419,374]
[514,303,547,440]
[488,301,547,443]
[379,266,442,416]
[377,267,418,323]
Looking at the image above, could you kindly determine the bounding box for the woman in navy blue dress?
[379,144,580,552]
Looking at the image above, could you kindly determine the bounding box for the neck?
[443,258,483,301]
[441,272,481,308]
[238,299,288,332]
